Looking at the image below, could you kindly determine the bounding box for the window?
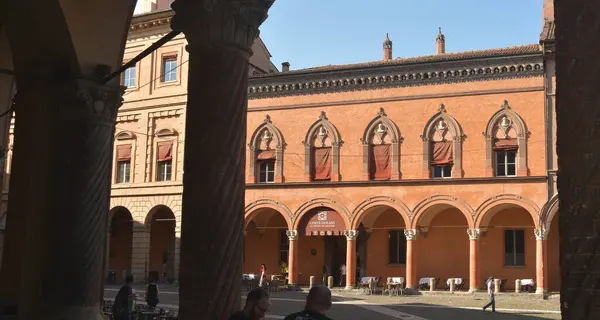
[279,230,289,264]
[258,160,275,183]
[115,144,132,184]
[496,151,517,177]
[116,161,131,183]
[122,65,136,88]
[162,56,177,83]
[432,165,452,178]
[156,141,173,181]
[504,230,525,267]
[157,161,172,181]
[388,230,407,264]
[311,147,332,181]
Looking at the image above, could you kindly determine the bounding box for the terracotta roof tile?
[269,44,540,76]
[540,20,556,41]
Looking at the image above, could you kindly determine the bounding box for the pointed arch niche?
[483,100,529,177]
[360,108,402,180]
[420,104,465,178]
[248,115,285,183]
[302,112,342,182]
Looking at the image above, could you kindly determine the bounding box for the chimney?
[543,0,554,22]
[282,62,290,72]
[383,33,393,61]
[436,27,446,55]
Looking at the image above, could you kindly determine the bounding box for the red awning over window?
[157,141,173,161]
[493,138,518,151]
[116,145,132,161]
[256,150,276,160]
[431,141,453,166]
[304,210,345,236]
[370,144,391,180]
[312,147,331,180]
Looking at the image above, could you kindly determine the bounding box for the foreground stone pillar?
[286,230,298,285]
[344,230,358,289]
[535,228,548,294]
[467,228,481,292]
[171,1,273,318]
[13,79,122,319]
[555,1,600,318]
[404,229,417,289]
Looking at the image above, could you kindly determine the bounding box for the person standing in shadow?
[284,284,333,320]
[482,276,496,312]
[145,278,160,310]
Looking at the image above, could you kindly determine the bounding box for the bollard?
[515,279,521,293]
[449,279,456,293]
[494,279,501,294]
[328,276,334,289]
[309,276,315,288]
[429,278,435,292]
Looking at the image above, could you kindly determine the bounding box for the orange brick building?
[244,21,558,292]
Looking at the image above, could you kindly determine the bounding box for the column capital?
[171,0,275,53]
[467,228,481,240]
[404,229,418,241]
[534,228,548,240]
[286,230,298,241]
[344,230,359,240]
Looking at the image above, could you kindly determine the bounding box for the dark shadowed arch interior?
[148,205,176,282]
[244,208,288,276]
[108,207,133,283]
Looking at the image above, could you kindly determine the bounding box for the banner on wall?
[305,210,345,236]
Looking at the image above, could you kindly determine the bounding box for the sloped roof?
[540,20,556,42]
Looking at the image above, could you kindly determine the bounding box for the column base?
[344,285,355,290]
[535,288,548,295]
[469,288,481,293]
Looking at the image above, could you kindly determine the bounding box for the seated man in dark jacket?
[229,288,271,320]
[284,285,333,320]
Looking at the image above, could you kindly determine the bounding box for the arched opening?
[354,205,407,281]
[547,208,560,292]
[108,207,133,283]
[147,206,176,283]
[479,205,537,291]
[243,208,290,277]
[297,207,347,286]
[414,204,470,289]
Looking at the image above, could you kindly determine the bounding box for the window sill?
[503,265,526,268]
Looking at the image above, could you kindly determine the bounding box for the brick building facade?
[0,2,558,293]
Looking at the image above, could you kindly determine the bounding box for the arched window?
[248,115,285,183]
[483,100,529,177]
[302,112,342,182]
[420,104,464,178]
[114,131,137,184]
[360,108,402,180]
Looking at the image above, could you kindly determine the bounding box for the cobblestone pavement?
[104,285,561,320]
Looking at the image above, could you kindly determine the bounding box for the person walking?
[482,276,496,312]
[339,264,346,287]
[284,284,333,320]
[229,288,271,320]
[259,264,267,287]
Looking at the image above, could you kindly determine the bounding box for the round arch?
[351,196,411,230]
[474,194,541,228]
[411,195,475,229]
[144,204,176,227]
[107,206,133,283]
[244,199,293,230]
[108,206,133,228]
[540,194,559,230]
[293,198,351,231]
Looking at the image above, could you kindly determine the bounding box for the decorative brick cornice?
[248,51,543,99]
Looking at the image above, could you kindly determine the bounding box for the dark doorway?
[323,236,346,286]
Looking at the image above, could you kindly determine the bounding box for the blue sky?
[259,0,544,70]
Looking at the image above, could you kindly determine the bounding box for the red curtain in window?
[116,145,132,161]
[157,141,173,161]
[313,147,331,180]
[370,144,391,180]
[431,141,453,166]
[256,150,276,160]
[493,138,518,151]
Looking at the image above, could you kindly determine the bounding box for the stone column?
[171,1,273,318]
[344,230,358,289]
[132,224,151,282]
[404,229,417,289]
[535,228,548,294]
[12,79,122,320]
[468,228,481,292]
[286,230,298,285]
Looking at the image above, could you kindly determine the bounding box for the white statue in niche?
[317,126,328,147]
[499,116,512,138]
[261,129,273,149]
[374,123,387,144]
[435,119,448,140]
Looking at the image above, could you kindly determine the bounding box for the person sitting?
[284,284,333,320]
[229,288,271,320]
